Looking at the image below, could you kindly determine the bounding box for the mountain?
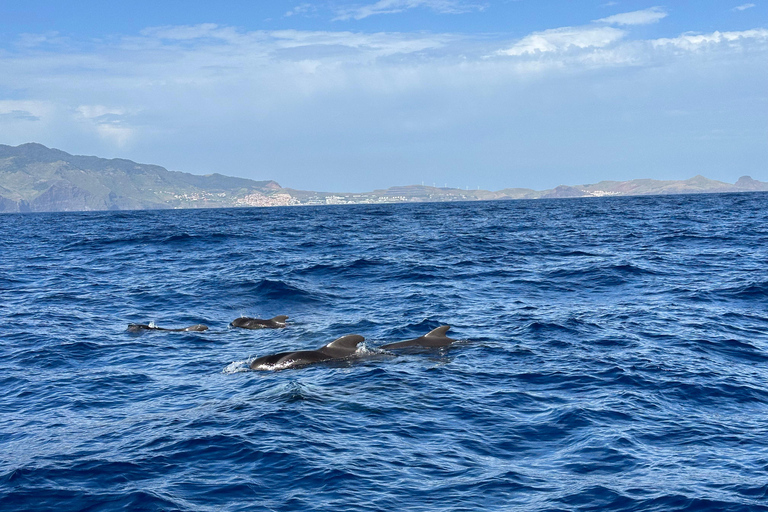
[0,143,766,213]
[312,174,768,204]
[0,143,292,212]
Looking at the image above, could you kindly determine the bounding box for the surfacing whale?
[380,326,456,350]
[231,315,288,329]
[127,323,208,333]
[250,334,364,370]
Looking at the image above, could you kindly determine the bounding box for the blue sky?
[0,1,765,191]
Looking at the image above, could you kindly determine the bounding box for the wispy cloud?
[733,3,756,11]
[6,24,766,102]
[75,106,136,147]
[14,31,71,49]
[285,3,317,18]
[0,101,50,121]
[140,23,453,55]
[2,22,766,190]
[496,7,672,58]
[140,23,241,42]
[595,7,668,25]
[333,0,485,21]
[0,110,40,122]
[498,26,626,56]
[651,28,768,50]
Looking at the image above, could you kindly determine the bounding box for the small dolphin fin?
[271,315,289,322]
[323,334,365,350]
[425,325,451,337]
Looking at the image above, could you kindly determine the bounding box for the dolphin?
[250,334,365,370]
[230,315,288,329]
[380,326,456,350]
[127,323,208,332]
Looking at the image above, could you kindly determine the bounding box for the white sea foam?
[355,343,384,355]
[222,360,251,374]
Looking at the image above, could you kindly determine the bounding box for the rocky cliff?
[0,143,289,212]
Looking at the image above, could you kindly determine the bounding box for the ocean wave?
[232,278,324,303]
[717,280,768,299]
[3,193,768,511]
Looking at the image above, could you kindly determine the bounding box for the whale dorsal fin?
[425,325,450,337]
[272,315,289,322]
[323,334,365,350]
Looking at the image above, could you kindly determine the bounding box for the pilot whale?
[250,334,364,370]
[127,323,208,332]
[380,326,456,350]
[231,315,288,329]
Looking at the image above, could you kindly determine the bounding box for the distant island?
[1,142,766,213]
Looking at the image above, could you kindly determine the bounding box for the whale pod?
[250,334,364,370]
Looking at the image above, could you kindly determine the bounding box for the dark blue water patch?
[2,193,768,511]
[525,320,582,336]
[544,262,661,290]
[689,337,768,363]
[717,281,768,300]
[562,444,640,475]
[732,484,768,500]
[231,278,328,303]
[289,257,388,280]
[0,488,184,512]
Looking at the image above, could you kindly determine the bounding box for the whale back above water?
[230,315,288,329]
[380,326,456,350]
[250,334,365,370]
[127,323,208,333]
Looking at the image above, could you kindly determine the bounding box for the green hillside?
[0,143,288,212]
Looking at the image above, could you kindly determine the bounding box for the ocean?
[2,193,768,511]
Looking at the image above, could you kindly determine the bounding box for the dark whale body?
[231,315,288,329]
[380,326,456,350]
[250,334,364,370]
[127,323,208,333]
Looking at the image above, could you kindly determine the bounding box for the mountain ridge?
[1,143,765,213]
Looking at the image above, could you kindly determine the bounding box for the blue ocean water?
[2,193,768,511]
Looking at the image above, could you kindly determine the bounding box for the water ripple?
[2,194,768,511]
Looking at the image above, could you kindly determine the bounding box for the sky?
[0,1,766,192]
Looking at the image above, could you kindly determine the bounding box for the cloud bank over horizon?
[0,2,766,192]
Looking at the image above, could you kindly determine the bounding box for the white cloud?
[333,0,485,21]
[2,23,766,189]
[136,24,452,61]
[595,7,667,25]
[0,100,50,120]
[141,24,242,42]
[498,26,626,56]
[651,28,768,51]
[13,31,70,48]
[76,105,126,119]
[0,110,39,121]
[267,29,453,56]
[75,105,135,147]
[733,3,756,11]
[285,3,317,17]
[91,123,135,147]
